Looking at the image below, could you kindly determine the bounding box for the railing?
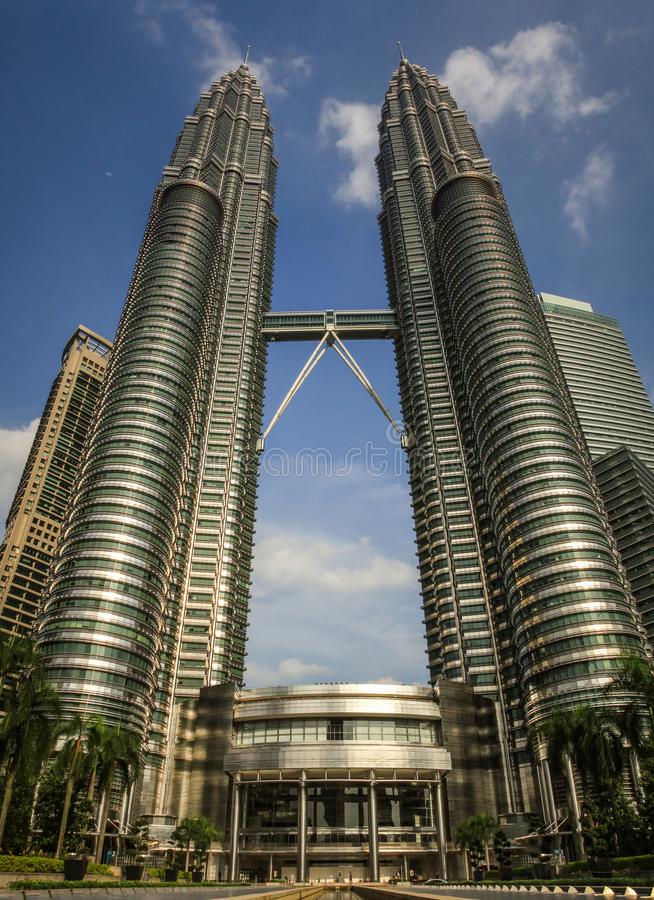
[239,829,440,850]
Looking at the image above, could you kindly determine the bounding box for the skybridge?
[258,307,411,451]
[261,308,398,341]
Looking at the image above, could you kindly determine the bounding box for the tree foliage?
[0,636,60,850]
[171,817,222,871]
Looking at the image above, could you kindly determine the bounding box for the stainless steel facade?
[593,447,654,648]
[541,294,654,651]
[376,60,647,811]
[169,682,455,882]
[35,58,649,827]
[37,64,277,810]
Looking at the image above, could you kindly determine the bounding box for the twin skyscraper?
[34,59,647,823]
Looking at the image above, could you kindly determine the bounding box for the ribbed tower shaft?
[378,59,647,811]
[38,64,277,814]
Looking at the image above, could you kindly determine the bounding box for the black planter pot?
[590,857,613,878]
[192,869,204,883]
[164,868,180,882]
[123,864,145,881]
[63,858,89,881]
[533,862,553,879]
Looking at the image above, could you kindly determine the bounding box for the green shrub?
[87,863,113,876]
[0,856,113,875]
[0,856,63,873]
[611,854,654,872]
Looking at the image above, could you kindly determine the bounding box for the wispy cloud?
[563,147,614,240]
[441,22,620,127]
[246,522,424,687]
[606,26,647,45]
[318,99,379,208]
[254,528,415,595]
[135,0,311,95]
[0,419,39,524]
[245,657,331,687]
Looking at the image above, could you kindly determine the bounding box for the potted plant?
[123,815,150,881]
[164,847,180,883]
[63,798,94,880]
[493,829,513,881]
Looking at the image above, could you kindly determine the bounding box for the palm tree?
[94,726,141,863]
[54,716,104,857]
[170,817,222,874]
[540,705,627,859]
[85,717,108,803]
[606,654,654,725]
[0,638,60,849]
[453,814,496,879]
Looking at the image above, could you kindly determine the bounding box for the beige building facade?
[0,326,111,637]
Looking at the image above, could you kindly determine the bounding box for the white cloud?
[319,99,379,208]
[245,657,331,687]
[135,0,311,96]
[254,528,415,595]
[105,171,113,178]
[441,22,619,127]
[563,147,614,240]
[0,419,39,524]
[245,522,425,688]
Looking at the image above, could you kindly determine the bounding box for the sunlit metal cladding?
[377,59,646,810]
[37,65,278,811]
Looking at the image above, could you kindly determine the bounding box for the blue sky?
[1,0,653,686]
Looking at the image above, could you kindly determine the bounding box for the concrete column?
[402,855,409,881]
[367,770,379,882]
[228,775,241,882]
[296,771,307,884]
[268,854,274,882]
[538,758,556,825]
[433,778,448,880]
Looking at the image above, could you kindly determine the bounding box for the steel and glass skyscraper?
[37,64,277,809]
[541,293,654,469]
[37,58,648,821]
[377,59,645,811]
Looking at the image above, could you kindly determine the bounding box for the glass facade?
[593,446,654,648]
[377,59,647,810]
[233,717,440,745]
[37,64,278,812]
[541,294,654,469]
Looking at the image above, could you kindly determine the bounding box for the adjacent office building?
[542,293,654,648]
[0,326,111,637]
[36,57,647,859]
[541,293,654,468]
